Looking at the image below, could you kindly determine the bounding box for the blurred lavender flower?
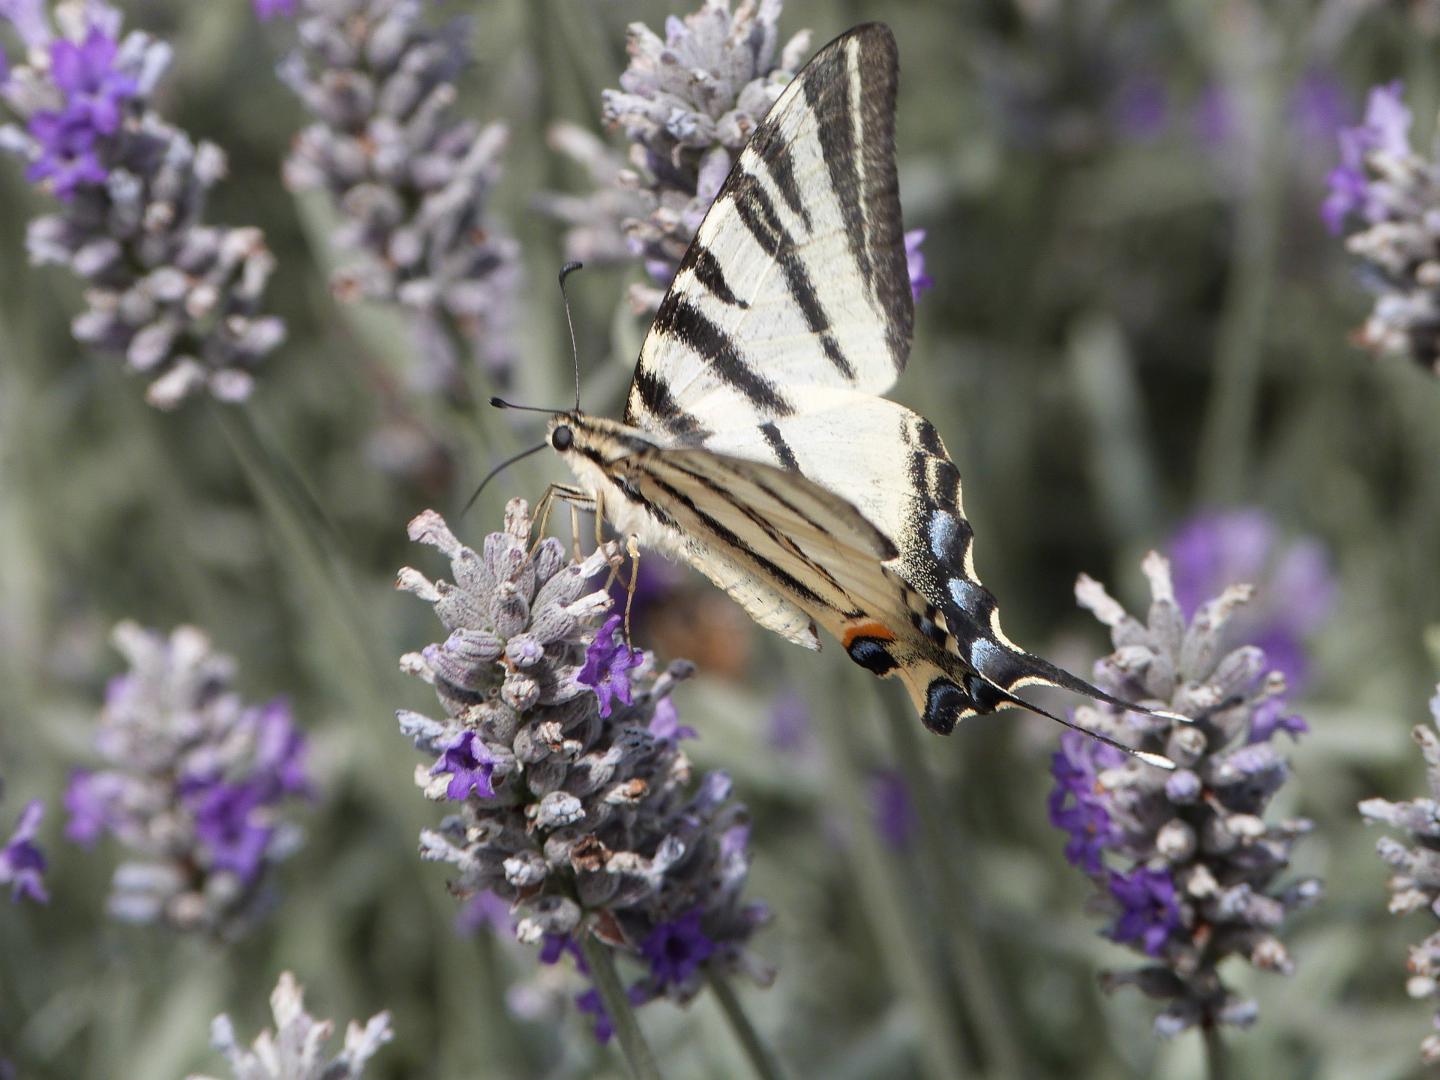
[275,0,519,389]
[1359,686,1440,1065]
[0,800,49,903]
[397,500,771,1036]
[869,769,917,850]
[0,0,285,407]
[253,0,295,21]
[1323,80,1440,374]
[544,0,812,313]
[1046,552,1320,1037]
[766,689,812,754]
[65,622,309,936]
[1167,508,1335,693]
[188,971,392,1080]
[1110,72,1169,141]
[904,229,933,303]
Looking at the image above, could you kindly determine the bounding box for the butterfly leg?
[530,483,594,559]
[620,535,641,646]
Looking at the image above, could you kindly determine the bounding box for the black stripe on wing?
[802,24,912,373]
[651,295,793,416]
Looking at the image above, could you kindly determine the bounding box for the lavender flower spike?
[276,0,519,388]
[0,1,285,407]
[1359,686,1440,1065]
[187,972,393,1080]
[66,622,309,937]
[546,0,812,314]
[1324,80,1440,375]
[398,500,771,1040]
[0,800,49,903]
[1048,552,1320,1037]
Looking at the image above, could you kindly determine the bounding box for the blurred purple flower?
[648,697,697,743]
[578,614,645,717]
[1107,867,1181,957]
[252,0,295,19]
[22,25,137,199]
[1167,509,1334,691]
[429,730,496,800]
[767,690,812,753]
[905,229,933,302]
[1323,80,1411,234]
[66,623,309,933]
[1111,73,1168,140]
[0,800,48,904]
[1294,71,1351,147]
[0,0,52,50]
[456,890,512,937]
[1193,83,1234,149]
[185,781,272,885]
[642,910,717,988]
[62,768,121,846]
[1048,730,1125,873]
[870,769,917,850]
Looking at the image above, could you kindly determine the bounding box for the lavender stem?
[578,933,663,1080]
[706,965,787,1080]
[1204,1023,1230,1080]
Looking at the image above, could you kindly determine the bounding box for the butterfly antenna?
[460,442,549,519]
[1002,689,1175,770]
[559,261,584,412]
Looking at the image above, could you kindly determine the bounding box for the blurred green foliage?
[1,1,1439,1077]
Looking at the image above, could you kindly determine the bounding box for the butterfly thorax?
[547,412,690,559]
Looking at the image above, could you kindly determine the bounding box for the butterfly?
[535,22,1177,764]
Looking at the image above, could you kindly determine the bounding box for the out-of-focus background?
[1,0,1438,1077]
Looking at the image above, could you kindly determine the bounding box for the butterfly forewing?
[625,23,913,438]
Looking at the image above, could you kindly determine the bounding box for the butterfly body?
[546,23,1180,744]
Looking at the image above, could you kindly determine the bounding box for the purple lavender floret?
[578,614,645,718]
[0,800,49,904]
[0,1,285,406]
[397,500,773,1038]
[1048,731,1125,873]
[1107,867,1182,957]
[64,622,309,936]
[1324,80,1410,234]
[1050,552,1320,1037]
[905,229,933,303]
[1167,508,1334,692]
[252,0,295,20]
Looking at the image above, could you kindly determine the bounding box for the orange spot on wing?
[842,619,896,649]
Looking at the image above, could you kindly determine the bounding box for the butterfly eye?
[551,425,574,451]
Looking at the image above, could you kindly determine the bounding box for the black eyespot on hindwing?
[846,636,898,676]
[922,678,970,736]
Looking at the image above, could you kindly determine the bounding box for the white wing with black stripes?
[546,22,1184,748]
[624,23,913,440]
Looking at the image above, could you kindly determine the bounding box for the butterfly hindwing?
[625,23,913,438]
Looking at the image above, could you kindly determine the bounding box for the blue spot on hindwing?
[947,576,990,620]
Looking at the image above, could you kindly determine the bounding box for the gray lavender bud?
[276,0,519,387]
[186,971,392,1080]
[397,500,770,1035]
[1049,552,1319,1037]
[0,1,285,407]
[64,622,310,938]
[1359,685,1440,1065]
[544,0,811,314]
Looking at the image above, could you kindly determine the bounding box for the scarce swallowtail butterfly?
[537,22,1179,762]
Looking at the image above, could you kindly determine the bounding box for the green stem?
[1203,1023,1229,1080]
[1195,3,1308,506]
[209,401,380,693]
[879,687,1027,1080]
[578,933,663,1080]
[706,966,787,1080]
[800,656,973,1080]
